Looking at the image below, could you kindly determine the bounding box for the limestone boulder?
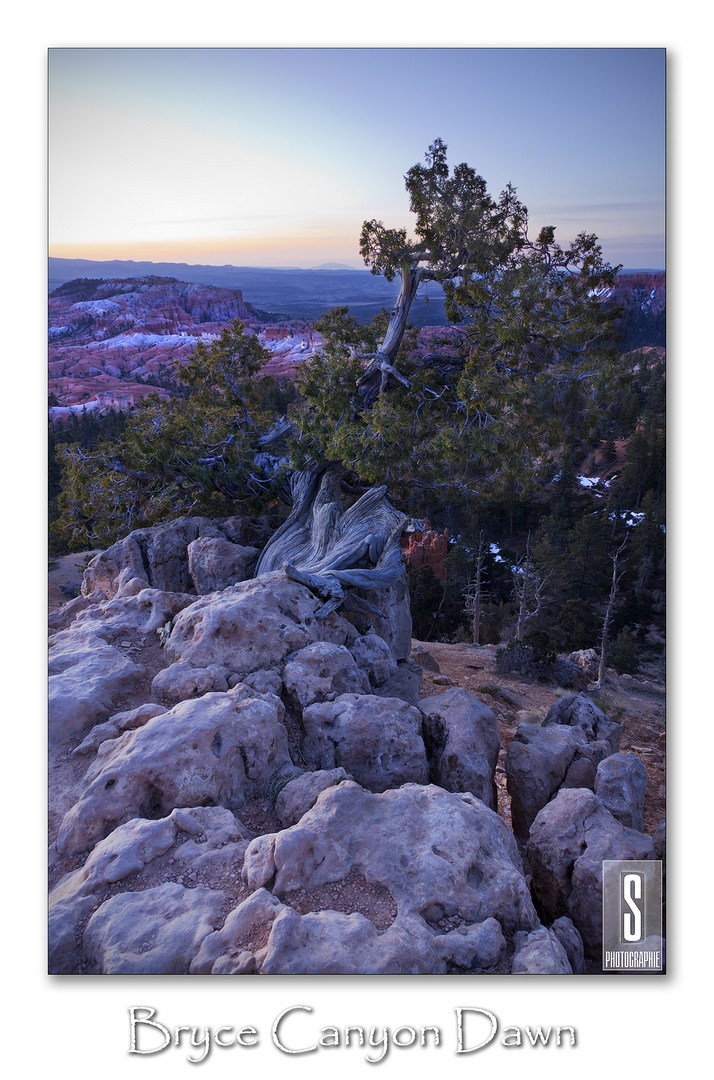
[84,881,226,974]
[231,669,280,695]
[283,642,370,709]
[50,805,250,975]
[73,702,168,757]
[505,707,617,842]
[190,887,283,974]
[81,534,148,600]
[194,886,505,975]
[550,656,589,690]
[54,586,194,644]
[165,572,356,676]
[141,517,205,593]
[544,692,623,754]
[151,661,229,702]
[411,644,440,672]
[187,536,259,594]
[49,815,177,973]
[217,515,269,547]
[568,648,600,679]
[300,694,429,792]
[243,782,538,935]
[192,888,428,976]
[56,691,296,855]
[166,805,252,880]
[595,752,647,831]
[654,818,666,861]
[526,788,654,956]
[275,768,353,827]
[511,926,573,974]
[418,687,500,809]
[49,630,143,747]
[352,574,412,660]
[372,657,423,705]
[260,909,505,975]
[48,594,92,632]
[505,722,589,840]
[559,756,598,791]
[550,916,586,974]
[81,515,268,601]
[113,568,150,598]
[349,633,398,687]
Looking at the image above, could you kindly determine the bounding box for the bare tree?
[511,535,552,642]
[463,530,487,644]
[596,536,629,686]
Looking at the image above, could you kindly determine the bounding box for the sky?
[48,47,665,271]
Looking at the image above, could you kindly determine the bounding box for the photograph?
[46,44,667,983]
[9,11,711,1075]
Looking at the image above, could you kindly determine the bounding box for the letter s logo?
[622,873,643,941]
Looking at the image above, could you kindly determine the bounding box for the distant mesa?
[47,274,331,413]
[310,262,360,271]
[46,263,666,415]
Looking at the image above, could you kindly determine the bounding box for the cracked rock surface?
[49,521,661,975]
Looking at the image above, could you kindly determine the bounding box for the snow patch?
[622,511,645,527]
[72,300,122,315]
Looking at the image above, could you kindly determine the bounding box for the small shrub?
[523,628,558,667]
[494,641,537,678]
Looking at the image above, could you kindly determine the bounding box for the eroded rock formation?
[48,513,658,974]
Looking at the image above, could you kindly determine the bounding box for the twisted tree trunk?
[356,263,425,408]
[255,464,421,642]
[252,263,429,631]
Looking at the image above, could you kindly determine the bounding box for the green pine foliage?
[608,627,641,674]
[53,321,287,550]
[295,140,621,510]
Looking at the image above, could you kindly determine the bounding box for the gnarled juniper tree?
[295,139,620,507]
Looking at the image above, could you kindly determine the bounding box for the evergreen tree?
[625,490,666,590]
[608,627,641,674]
[295,140,621,514]
[561,512,612,601]
[54,322,284,549]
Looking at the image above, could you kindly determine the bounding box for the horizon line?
[48,255,666,274]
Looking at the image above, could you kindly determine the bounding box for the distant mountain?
[47,258,664,341]
[47,257,447,327]
[310,262,360,271]
[48,257,401,309]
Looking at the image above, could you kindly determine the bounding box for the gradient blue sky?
[49,47,665,269]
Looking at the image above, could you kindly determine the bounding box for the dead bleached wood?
[255,465,422,618]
